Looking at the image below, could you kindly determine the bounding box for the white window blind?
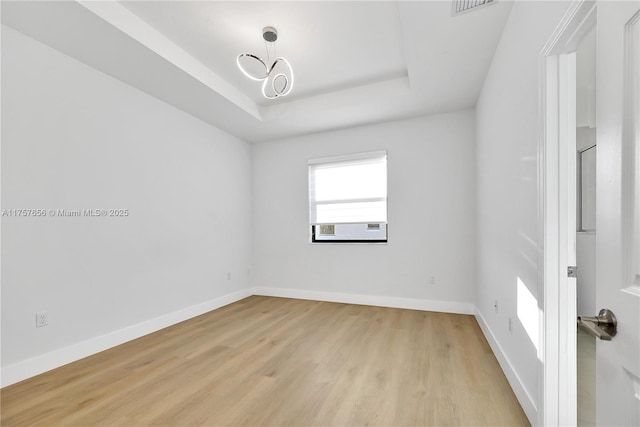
[308,151,387,224]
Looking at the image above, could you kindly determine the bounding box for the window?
[308,151,387,242]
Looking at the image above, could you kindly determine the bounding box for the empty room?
[1,1,639,426]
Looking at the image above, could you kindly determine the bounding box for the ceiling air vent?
[452,0,496,16]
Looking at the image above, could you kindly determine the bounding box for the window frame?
[308,150,388,244]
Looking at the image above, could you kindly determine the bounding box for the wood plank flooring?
[1,296,530,426]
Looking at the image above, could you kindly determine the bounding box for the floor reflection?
[578,328,596,426]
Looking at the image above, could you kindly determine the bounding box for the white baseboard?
[0,288,252,387]
[252,286,475,315]
[474,308,537,425]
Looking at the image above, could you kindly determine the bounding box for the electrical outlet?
[226,272,232,280]
[508,317,513,333]
[429,276,437,285]
[36,312,48,328]
[494,300,499,313]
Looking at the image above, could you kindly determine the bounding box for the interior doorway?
[539,2,595,425]
[542,1,640,425]
[574,26,597,427]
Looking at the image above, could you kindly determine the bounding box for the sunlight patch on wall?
[517,277,540,354]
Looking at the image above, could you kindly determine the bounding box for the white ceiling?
[2,1,513,143]
[120,1,408,106]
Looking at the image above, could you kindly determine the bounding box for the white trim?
[475,309,537,425]
[307,150,387,165]
[251,286,475,315]
[558,51,578,426]
[0,288,252,387]
[539,53,561,427]
[538,1,596,426]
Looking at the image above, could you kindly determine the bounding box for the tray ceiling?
[2,1,513,143]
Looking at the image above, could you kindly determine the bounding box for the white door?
[596,1,640,425]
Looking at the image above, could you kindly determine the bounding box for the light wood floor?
[1,296,529,426]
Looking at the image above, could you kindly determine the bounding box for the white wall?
[576,233,596,316]
[576,30,597,319]
[1,26,252,384]
[576,128,596,318]
[576,28,596,129]
[475,0,571,423]
[252,111,476,313]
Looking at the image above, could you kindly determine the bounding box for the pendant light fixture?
[237,26,294,99]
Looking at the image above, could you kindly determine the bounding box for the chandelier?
[236,26,294,99]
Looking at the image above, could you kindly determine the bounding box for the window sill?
[309,241,388,245]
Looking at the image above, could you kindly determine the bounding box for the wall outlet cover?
[36,312,48,328]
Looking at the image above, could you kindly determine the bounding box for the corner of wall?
[0,289,253,388]
[253,287,475,315]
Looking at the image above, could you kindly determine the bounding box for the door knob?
[577,309,617,340]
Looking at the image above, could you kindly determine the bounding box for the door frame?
[538,1,597,426]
